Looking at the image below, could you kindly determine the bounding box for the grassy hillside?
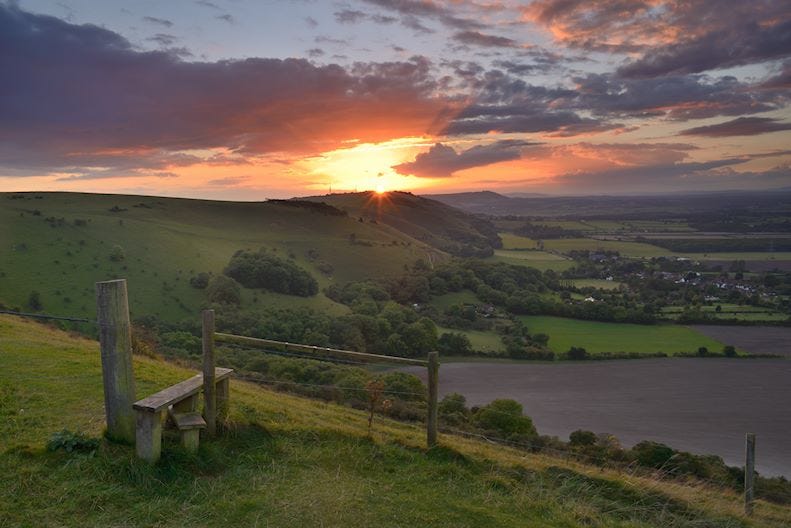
[303,191,501,258]
[2,314,789,527]
[0,192,437,322]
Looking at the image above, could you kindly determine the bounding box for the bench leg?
[217,378,230,425]
[181,429,200,453]
[136,410,162,463]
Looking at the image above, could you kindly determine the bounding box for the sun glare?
[375,181,387,194]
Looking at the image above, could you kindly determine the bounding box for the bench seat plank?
[170,411,206,430]
[133,368,233,413]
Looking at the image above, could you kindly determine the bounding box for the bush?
[207,275,242,305]
[27,290,43,311]
[109,245,125,262]
[225,249,318,296]
[569,429,597,447]
[189,272,211,289]
[567,346,588,360]
[438,393,469,425]
[437,332,472,355]
[473,399,537,439]
[723,345,737,357]
[630,441,676,469]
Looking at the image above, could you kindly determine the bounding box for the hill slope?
[0,192,437,322]
[2,314,789,527]
[302,191,502,257]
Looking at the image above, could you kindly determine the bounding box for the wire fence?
[1,308,755,497]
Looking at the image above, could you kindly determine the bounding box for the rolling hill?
[0,192,443,322]
[301,191,502,258]
[3,313,788,527]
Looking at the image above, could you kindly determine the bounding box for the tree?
[437,332,472,355]
[723,345,737,357]
[569,429,597,447]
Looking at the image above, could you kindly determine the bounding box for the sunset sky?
[1,0,790,199]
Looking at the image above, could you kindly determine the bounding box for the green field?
[571,279,625,291]
[660,305,790,322]
[490,250,574,272]
[0,193,436,321]
[541,238,670,257]
[519,316,727,356]
[4,315,778,527]
[499,232,538,249]
[429,290,481,309]
[437,325,505,354]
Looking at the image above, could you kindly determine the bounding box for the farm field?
[428,290,480,309]
[498,232,537,249]
[691,325,791,357]
[437,325,505,354]
[571,279,625,290]
[518,316,726,356]
[541,238,670,257]
[660,305,789,322]
[489,250,574,272]
[5,314,777,527]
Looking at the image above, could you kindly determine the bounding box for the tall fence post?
[202,309,216,437]
[95,279,136,443]
[745,433,756,516]
[427,351,439,448]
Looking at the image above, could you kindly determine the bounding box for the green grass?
[518,316,727,356]
[489,250,574,272]
[659,305,790,322]
[437,326,505,354]
[499,233,538,249]
[430,290,481,309]
[541,238,670,258]
[3,314,785,527]
[0,192,435,321]
[571,279,624,291]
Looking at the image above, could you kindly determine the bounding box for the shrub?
[437,332,472,355]
[723,345,737,357]
[109,245,125,262]
[438,393,469,425]
[27,290,43,311]
[569,429,597,447]
[473,399,537,439]
[567,346,588,360]
[207,275,242,305]
[189,272,211,289]
[224,249,318,296]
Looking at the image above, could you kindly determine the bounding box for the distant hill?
[0,192,438,322]
[426,190,791,218]
[301,191,501,257]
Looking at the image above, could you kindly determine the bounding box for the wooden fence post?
[427,351,439,448]
[202,309,216,437]
[95,279,136,443]
[745,433,756,516]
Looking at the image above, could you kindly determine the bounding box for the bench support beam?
[136,410,162,463]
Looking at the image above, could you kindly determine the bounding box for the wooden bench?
[133,367,233,462]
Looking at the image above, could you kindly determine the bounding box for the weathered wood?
[745,433,756,516]
[135,409,162,463]
[172,393,198,414]
[96,279,136,444]
[216,377,230,424]
[133,368,233,413]
[169,411,206,430]
[214,332,429,366]
[182,429,200,453]
[427,351,439,448]
[203,310,217,437]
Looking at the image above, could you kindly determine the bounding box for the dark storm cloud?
[0,5,452,176]
[679,117,791,137]
[452,31,519,49]
[393,140,536,178]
